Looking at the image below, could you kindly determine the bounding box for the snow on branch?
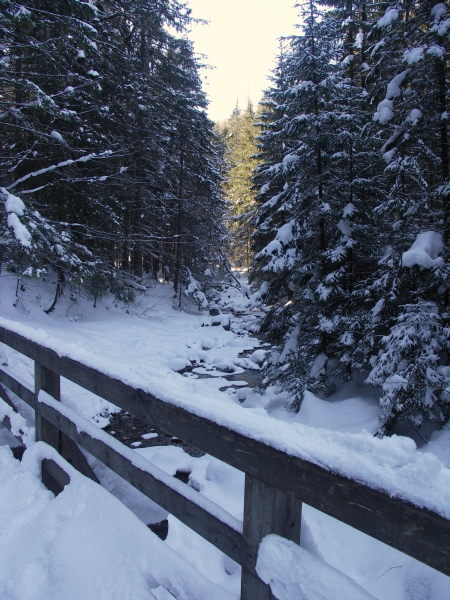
[7,151,113,190]
[1,187,32,247]
[402,231,444,269]
[376,8,399,29]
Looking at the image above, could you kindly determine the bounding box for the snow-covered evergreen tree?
[0,0,116,296]
[219,101,260,270]
[250,0,449,434]
[365,1,450,433]
[1,0,226,306]
[251,0,345,402]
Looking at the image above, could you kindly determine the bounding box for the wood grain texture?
[42,458,71,494]
[241,476,301,599]
[33,362,99,484]
[0,367,36,409]
[34,362,63,493]
[0,382,16,410]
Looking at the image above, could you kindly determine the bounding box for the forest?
[1,0,449,438]
[1,0,227,307]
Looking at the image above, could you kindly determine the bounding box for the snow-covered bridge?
[0,324,449,599]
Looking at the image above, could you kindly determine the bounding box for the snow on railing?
[0,324,449,599]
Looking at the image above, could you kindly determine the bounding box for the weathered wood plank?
[0,382,16,410]
[42,458,71,492]
[241,476,302,599]
[33,363,99,484]
[243,476,301,544]
[60,435,100,484]
[0,367,36,409]
[36,395,258,575]
[1,326,449,576]
[35,362,61,401]
[34,362,61,448]
[35,362,63,493]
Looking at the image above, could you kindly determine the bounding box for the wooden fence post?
[35,361,61,446]
[34,361,98,492]
[35,362,63,494]
[241,475,302,599]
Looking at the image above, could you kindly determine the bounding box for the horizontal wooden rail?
[37,390,257,575]
[0,370,255,569]
[0,367,36,409]
[1,324,449,589]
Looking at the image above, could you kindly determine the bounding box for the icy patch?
[192,365,245,377]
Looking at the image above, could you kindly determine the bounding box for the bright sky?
[186,0,298,122]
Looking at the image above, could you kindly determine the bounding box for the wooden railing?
[0,324,449,599]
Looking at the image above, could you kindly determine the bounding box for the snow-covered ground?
[0,272,449,599]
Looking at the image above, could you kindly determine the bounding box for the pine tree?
[219,101,260,270]
[251,1,346,402]
[365,0,450,434]
[1,0,227,308]
[250,0,449,434]
[0,0,117,296]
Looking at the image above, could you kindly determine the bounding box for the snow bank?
[0,275,449,599]
[257,534,376,600]
[0,443,235,600]
[37,390,242,535]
